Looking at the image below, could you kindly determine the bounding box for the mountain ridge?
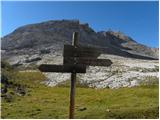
[1,19,159,61]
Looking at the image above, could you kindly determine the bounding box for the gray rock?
[25,55,41,63]
[77,107,87,111]
[40,49,50,54]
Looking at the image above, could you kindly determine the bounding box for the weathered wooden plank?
[63,57,113,66]
[63,45,101,58]
[38,64,86,73]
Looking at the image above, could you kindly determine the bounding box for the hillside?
[1,20,159,89]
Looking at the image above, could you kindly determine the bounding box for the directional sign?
[63,57,112,66]
[38,32,113,119]
[38,64,86,73]
[63,45,101,58]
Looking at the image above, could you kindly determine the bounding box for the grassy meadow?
[1,64,159,119]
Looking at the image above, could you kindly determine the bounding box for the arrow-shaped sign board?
[38,64,86,73]
[63,57,112,66]
[63,45,101,58]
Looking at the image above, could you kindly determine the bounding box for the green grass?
[140,76,159,86]
[1,71,159,119]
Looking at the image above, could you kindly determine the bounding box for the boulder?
[25,55,41,63]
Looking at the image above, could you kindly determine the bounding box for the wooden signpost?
[38,32,112,119]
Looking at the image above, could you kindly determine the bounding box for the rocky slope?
[43,54,158,89]
[1,20,159,88]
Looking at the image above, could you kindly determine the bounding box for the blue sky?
[1,1,159,47]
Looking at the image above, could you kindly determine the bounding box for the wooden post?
[72,32,79,47]
[69,32,79,119]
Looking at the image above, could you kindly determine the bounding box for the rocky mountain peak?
[1,19,158,60]
[2,20,98,50]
